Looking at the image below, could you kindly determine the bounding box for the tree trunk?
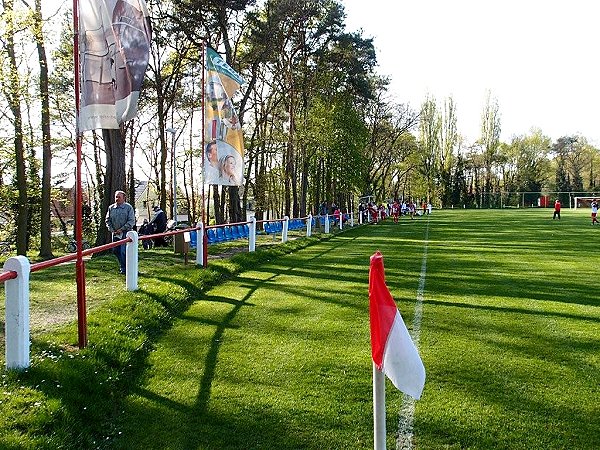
[212,185,223,224]
[95,128,126,247]
[228,186,242,222]
[30,0,53,258]
[126,124,136,215]
[254,152,266,223]
[300,159,308,216]
[3,0,28,255]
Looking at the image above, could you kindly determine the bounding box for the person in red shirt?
[553,199,561,220]
[391,200,400,223]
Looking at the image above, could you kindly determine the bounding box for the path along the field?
[112,209,599,450]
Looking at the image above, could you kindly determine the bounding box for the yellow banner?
[204,48,245,186]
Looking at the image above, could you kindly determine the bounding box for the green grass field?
[0,209,598,449]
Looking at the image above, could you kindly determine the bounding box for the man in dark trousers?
[553,199,561,220]
[149,205,167,246]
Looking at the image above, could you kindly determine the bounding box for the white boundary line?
[396,217,429,450]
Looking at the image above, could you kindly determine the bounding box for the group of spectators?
[359,199,433,223]
[319,201,347,225]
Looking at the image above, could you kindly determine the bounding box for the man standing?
[553,199,561,220]
[591,199,599,225]
[105,190,135,274]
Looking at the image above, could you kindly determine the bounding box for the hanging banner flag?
[204,47,245,186]
[78,0,152,131]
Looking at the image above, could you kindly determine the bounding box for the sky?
[342,0,600,146]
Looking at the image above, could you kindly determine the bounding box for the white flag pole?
[373,362,386,450]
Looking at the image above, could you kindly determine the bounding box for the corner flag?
[369,251,425,399]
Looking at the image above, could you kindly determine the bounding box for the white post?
[373,363,386,450]
[359,210,363,225]
[325,214,330,234]
[4,256,30,370]
[249,217,256,252]
[196,222,204,266]
[307,214,312,237]
[339,212,343,230]
[126,231,138,291]
[350,212,355,227]
[282,216,289,243]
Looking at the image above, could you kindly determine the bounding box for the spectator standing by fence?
[138,219,153,250]
[105,190,135,274]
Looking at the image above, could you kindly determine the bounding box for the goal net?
[574,197,599,209]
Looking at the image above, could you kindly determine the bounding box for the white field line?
[396,218,429,450]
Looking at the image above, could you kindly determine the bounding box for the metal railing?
[1,212,357,370]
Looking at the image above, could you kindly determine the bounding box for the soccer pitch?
[410,208,599,449]
[111,208,598,449]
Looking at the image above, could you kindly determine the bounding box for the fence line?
[2,212,360,369]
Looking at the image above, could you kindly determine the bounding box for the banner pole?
[373,362,386,450]
[72,0,87,348]
[201,41,208,267]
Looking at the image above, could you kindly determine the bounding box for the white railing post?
[282,216,289,243]
[339,213,343,231]
[4,256,30,370]
[307,214,312,237]
[359,210,363,225]
[350,212,354,227]
[126,231,138,291]
[249,217,256,252]
[325,214,330,234]
[196,222,204,266]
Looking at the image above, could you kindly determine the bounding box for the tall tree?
[438,96,457,207]
[480,90,501,207]
[418,96,440,203]
[1,0,28,254]
[23,0,54,258]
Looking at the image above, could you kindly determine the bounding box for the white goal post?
[574,197,599,209]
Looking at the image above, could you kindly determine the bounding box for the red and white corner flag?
[369,251,425,399]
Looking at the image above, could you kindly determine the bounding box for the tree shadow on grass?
[121,271,323,449]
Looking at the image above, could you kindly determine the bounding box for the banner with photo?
[78,0,151,131]
[204,47,245,186]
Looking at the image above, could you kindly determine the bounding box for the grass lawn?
[0,209,598,449]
